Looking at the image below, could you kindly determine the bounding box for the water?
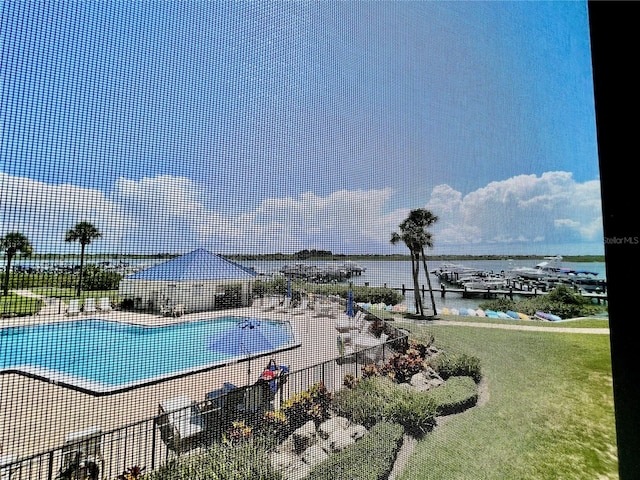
[246,259,607,314]
[1,317,296,393]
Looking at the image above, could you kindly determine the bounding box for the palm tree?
[390,208,438,317]
[1,232,33,296]
[65,222,102,296]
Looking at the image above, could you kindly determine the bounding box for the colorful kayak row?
[358,302,562,322]
[438,307,561,321]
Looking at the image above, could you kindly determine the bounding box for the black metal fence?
[2,320,408,480]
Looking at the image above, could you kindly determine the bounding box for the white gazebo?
[118,249,257,313]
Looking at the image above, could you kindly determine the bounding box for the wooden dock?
[374,283,608,305]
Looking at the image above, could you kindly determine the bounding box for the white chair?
[97,297,112,312]
[290,298,309,315]
[66,299,80,316]
[260,296,281,311]
[1,454,20,480]
[58,426,103,480]
[275,296,291,313]
[157,396,204,453]
[83,298,97,315]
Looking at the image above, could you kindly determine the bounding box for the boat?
[496,311,511,319]
[517,312,531,320]
[484,309,500,319]
[534,311,562,322]
[506,310,520,319]
[476,309,486,317]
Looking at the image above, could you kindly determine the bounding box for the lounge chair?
[290,299,309,315]
[97,297,112,312]
[58,426,103,480]
[1,453,20,479]
[275,297,291,313]
[83,298,97,315]
[157,396,204,453]
[260,296,281,311]
[66,299,80,316]
[238,383,270,416]
[335,314,353,333]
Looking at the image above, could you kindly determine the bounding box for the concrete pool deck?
[0,304,345,458]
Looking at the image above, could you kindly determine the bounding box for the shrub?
[427,375,478,415]
[332,384,389,428]
[384,389,438,436]
[280,381,332,430]
[380,346,425,383]
[147,436,281,480]
[429,352,482,383]
[306,421,404,480]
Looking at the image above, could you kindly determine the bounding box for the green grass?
[396,322,618,480]
[0,293,42,316]
[430,314,610,329]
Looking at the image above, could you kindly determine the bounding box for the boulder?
[317,416,349,439]
[302,443,329,466]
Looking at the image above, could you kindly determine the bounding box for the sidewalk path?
[422,319,609,335]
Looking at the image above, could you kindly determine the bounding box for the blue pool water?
[0,317,297,394]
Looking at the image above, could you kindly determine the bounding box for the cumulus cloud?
[0,171,603,255]
[425,172,604,252]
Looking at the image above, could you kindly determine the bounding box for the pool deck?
[0,303,346,458]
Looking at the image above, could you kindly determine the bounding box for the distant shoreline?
[12,253,606,263]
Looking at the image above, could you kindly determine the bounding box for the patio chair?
[57,426,103,480]
[83,298,97,315]
[275,296,291,313]
[1,453,20,480]
[260,296,281,311]
[66,299,80,316]
[97,297,112,312]
[157,396,204,453]
[290,298,309,315]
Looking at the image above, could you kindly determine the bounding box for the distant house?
[118,248,257,313]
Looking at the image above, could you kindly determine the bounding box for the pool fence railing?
[1,317,408,480]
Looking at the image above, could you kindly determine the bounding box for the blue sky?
[1,1,604,256]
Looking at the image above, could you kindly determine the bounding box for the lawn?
[396,320,618,479]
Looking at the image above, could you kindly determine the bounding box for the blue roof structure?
[126,248,257,281]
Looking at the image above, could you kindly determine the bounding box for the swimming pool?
[0,317,299,395]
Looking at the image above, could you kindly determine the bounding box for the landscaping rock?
[325,429,356,453]
[302,443,329,466]
[317,416,349,439]
[291,420,317,453]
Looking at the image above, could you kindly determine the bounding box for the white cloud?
[425,172,604,253]
[0,171,604,255]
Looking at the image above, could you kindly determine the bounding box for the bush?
[427,376,478,415]
[81,265,122,291]
[429,352,482,383]
[306,421,404,480]
[332,384,389,428]
[380,346,426,383]
[384,389,438,436]
[147,436,282,480]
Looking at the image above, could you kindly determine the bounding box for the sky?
[1,1,604,256]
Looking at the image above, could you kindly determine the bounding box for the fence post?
[47,451,54,480]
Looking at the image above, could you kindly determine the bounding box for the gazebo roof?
[126,248,257,281]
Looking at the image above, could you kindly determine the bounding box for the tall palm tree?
[1,232,33,296]
[65,222,102,296]
[390,208,438,317]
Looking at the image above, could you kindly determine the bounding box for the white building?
[118,248,257,313]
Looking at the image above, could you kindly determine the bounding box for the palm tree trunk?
[420,248,437,316]
[77,244,86,297]
[3,254,13,296]
[411,250,424,316]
